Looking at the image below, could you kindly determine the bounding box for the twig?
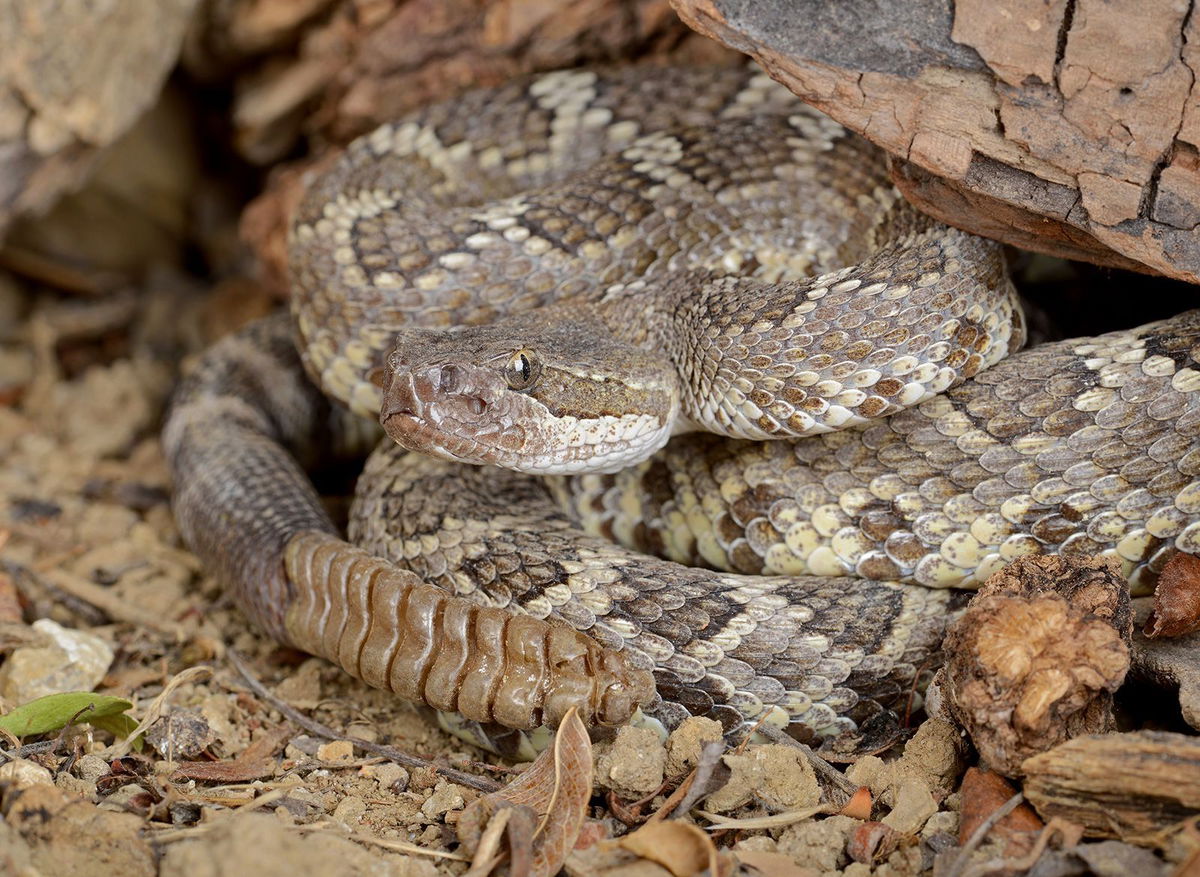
[37,566,186,638]
[228,649,500,793]
[0,739,59,762]
[943,792,1026,877]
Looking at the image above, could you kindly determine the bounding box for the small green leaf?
[0,692,134,738]
[91,712,143,750]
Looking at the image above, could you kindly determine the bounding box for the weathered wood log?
[1022,731,1200,845]
[670,0,1200,284]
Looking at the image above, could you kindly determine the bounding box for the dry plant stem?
[37,565,186,637]
[227,649,501,793]
[959,818,1084,877]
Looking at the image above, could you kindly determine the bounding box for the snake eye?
[505,349,540,390]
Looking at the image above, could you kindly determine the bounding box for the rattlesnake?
[165,65,1200,746]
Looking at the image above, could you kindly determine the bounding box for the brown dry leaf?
[1145,553,1200,638]
[170,723,291,783]
[618,820,717,877]
[458,706,593,877]
[959,767,1043,855]
[736,849,820,877]
[840,786,872,820]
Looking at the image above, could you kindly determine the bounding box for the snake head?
[379,310,680,474]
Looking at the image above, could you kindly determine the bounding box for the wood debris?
[1022,731,1200,845]
[936,555,1132,776]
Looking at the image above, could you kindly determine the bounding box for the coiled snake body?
[165,66,1200,745]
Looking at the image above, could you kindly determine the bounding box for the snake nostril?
[467,397,486,416]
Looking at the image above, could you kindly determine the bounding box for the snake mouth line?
[381,411,500,467]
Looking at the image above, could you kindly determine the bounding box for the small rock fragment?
[273,658,323,709]
[880,778,937,835]
[847,821,899,864]
[0,759,53,790]
[703,744,820,814]
[315,740,354,763]
[958,767,1043,855]
[420,781,466,820]
[331,795,366,826]
[0,618,114,702]
[147,708,217,760]
[595,725,666,799]
[664,716,724,779]
[775,815,856,872]
[895,719,965,794]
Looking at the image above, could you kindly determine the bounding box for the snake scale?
[165,65,1200,746]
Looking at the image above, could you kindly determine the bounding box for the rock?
[895,719,966,795]
[158,811,437,877]
[880,778,938,835]
[274,658,324,710]
[664,716,725,779]
[0,618,114,703]
[331,795,366,826]
[419,781,466,820]
[704,744,820,814]
[775,815,856,872]
[595,725,667,798]
[0,759,53,790]
[147,708,217,760]
[5,783,156,877]
[316,739,354,763]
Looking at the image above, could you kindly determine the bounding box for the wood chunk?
[1022,731,1200,845]
[937,555,1131,777]
[670,0,1200,282]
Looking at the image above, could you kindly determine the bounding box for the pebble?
[0,618,113,703]
[419,781,465,820]
[595,725,666,798]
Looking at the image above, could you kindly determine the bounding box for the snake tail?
[165,315,654,729]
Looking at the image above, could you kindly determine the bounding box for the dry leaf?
[170,724,291,783]
[618,820,717,877]
[840,786,872,820]
[1145,552,1200,638]
[959,768,1043,855]
[458,707,593,877]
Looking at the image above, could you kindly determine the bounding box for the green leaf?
[0,692,134,738]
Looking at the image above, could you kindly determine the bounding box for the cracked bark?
[671,0,1200,283]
